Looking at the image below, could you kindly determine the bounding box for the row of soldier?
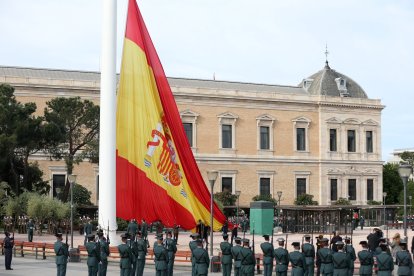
[3,215,70,238]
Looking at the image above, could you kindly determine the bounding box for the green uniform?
[220,241,233,276]
[290,250,307,276]
[118,243,134,276]
[318,247,334,276]
[127,222,138,240]
[54,240,69,276]
[86,241,101,276]
[376,251,394,276]
[240,246,255,276]
[128,239,138,276]
[27,221,35,242]
[154,243,168,276]
[84,223,93,244]
[357,249,374,276]
[98,238,110,276]
[274,246,289,276]
[193,247,210,276]
[303,242,316,276]
[261,241,274,276]
[141,222,148,240]
[189,240,198,276]
[345,244,355,276]
[395,250,412,276]
[231,244,243,276]
[135,238,148,276]
[164,238,177,276]
[332,251,351,276]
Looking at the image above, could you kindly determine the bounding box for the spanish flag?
[116,0,227,231]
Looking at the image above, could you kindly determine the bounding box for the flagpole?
[99,0,118,244]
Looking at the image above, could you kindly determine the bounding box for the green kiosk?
[250,201,274,235]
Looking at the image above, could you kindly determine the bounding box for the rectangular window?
[52,174,66,199]
[222,124,232,148]
[259,178,271,196]
[183,123,193,147]
[296,128,306,151]
[330,179,338,201]
[347,130,356,152]
[330,129,337,152]
[260,126,270,150]
[366,131,373,153]
[221,177,233,193]
[367,179,374,201]
[348,179,356,200]
[296,178,306,197]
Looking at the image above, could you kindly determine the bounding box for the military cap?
[55,232,63,237]
[400,239,407,245]
[292,242,300,247]
[88,233,95,238]
[335,241,344,245]
[320,238,329,242]
[379,238,386,242]
[223,234,228,239]
[304,234,311,238]
[359,241,368,245]
[380,244,388,250]
[344,236,351,241]
[156,234,163,240]
[263,234,269,239]
[190,233,199,238]
[97,231,104,237]
[196,239,203,244]
[121,233,128,239]
[242,239,250,243]
[234,237,242,242]
[166,229,172,235]
[277,237,285,242]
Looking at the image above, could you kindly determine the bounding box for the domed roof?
[300,62,368,99]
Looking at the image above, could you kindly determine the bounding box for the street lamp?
[67,174,77,255]
[235,190,241,226]
[207,170,218,268]
[277,191,283,226]
[398,163,413,238]
[383,192,387,228]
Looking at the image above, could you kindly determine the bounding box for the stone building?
[0,62,384,208]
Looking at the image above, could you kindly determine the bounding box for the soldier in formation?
[332,241,351,276]
[135,231,148,276]
[274,237,289,276]
[192,238,210,276]
[118,233,134,276]
[164,230,177,276]
[141,219,148,241]
[317,238,334,276]
[84,219,93,245]
[97,230,110,276]
[395,239,412,276]
[231,236,243,276]
[376,243,394,275]
[260,234,274,276]
[54,232,69,276]
[85,233,100,276]
[127,233,138,275]
[189,233,199,276]
[240,238,255,276]
[127,219,138,241]
[344,237,356,276]
[220,233,233,276]
[358,241,374,276]
[302,234,315,276]
[290,242,307,276]
[153,234,168,276]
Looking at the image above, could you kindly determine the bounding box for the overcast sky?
[1,0,413,160]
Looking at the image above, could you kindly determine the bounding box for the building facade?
[0,63,384,207]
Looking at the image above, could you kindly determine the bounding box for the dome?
[300,62,368,99]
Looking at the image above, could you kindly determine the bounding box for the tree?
[252,194,277,204]
[400,151,414,166]
[294,194,318,205]
[214,191,237,206]
[44,97,100,201]
[383,163,404,204]
[333,197,351,205]
[73,183,92,206]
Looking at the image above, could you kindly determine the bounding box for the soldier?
[344,237,355,276]
[164,230,177,276]
[332,241,351,276]
[54,232,69,276]
[358,241,374,276]
[261,234,274,276]
[318,238,334,276]
[84,219,93,245]
[231,237,243,276]
[127,219,138,241]
[135,231,148,276]
[173,223,180,244]
[220,233,233,276]
[141,219,148,241]
[274,237,289,276]
[290,242,307,276]
[97,230,109,276]
[316,235,324,276]
[303,234,315,276]
[118,233,134,276]
[127,233,138,276]
[375,238,391,256]
[376,243,394,276]
[330,231,342,252]
[85,234,100,276]
[153,234,168,276]
[240,238,255,276]
[189,233,199,276]
[193,239,210,276]
[3,231,14,270]
[27,218,35,242]
[395,240,412,276]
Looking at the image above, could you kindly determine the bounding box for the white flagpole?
[99,0,117,244]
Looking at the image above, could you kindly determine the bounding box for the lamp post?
[235,190,241,226]
[398,163,413,239]
[383,192,387,228]
[207,170,218,269]
[277,191,282,227]
[67,174,77,250]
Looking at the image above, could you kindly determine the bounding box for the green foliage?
[252,194,277,204]
[72,183,92,206]
[294,194,318,205]
[214,191,237,206]
[367,200,382,205]
[0,181,11,215]
[4,191,33,217]
[400,151,414,166]
[334,197,352,205]
[383,163,404,204]
[117,217,128,231]
[398,180,414,208]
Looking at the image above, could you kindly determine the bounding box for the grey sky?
[1,0,413,160]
